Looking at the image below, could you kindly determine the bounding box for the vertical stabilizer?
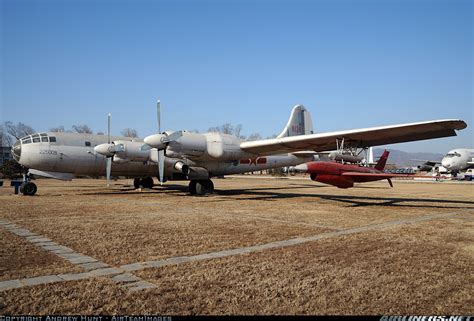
[277,105,314,138]
[375,150,390,171]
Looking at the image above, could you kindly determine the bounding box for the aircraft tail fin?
[374,150,390,171]
[277,105,314,138]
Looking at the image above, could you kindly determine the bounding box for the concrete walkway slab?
[67,256,98,265]
[0,280,22,291]
[76,262,110,271]
[22,275,63,286]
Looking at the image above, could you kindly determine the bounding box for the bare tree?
[49,126,65,133]
[234,124,243,138]
[246,133,262,141]
[72,124,93,134]
[0,124,6,146]
[207,123,245,138]
[121,128,139,138]
[5,121,35,140]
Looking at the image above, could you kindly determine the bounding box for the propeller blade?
[106,157,112,187]
[157,100,161,134]
[158,149,165,185]
[140,144,153,151]
[107,113,111,144]
[162,130,183,143]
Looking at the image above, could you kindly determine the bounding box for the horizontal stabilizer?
[341,172,398,179]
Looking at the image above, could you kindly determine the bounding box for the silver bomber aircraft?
[12,103,467,195]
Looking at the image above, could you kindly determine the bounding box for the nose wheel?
[20,182,37,196]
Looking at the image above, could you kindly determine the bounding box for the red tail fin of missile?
[374,150,390,171]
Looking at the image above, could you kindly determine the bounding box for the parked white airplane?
[441,148,474,173]
[413,148,474,174]
[12,102,467,195]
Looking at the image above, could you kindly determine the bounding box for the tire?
[22,182,37,196]
[133,178,141,189]
[143,177,154,189]
[195,179,214,195]
[189,180,197,195]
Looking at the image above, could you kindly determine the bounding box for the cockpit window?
[32,134,40,139]
[446,152,461,158]
[23,138,32,144]
[32,137,40,143]
[49,136,57,142]
[40,133,48,137]
[41,137,49,142]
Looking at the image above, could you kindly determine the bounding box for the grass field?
[0,177,473,314]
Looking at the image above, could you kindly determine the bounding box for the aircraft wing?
[240,119,467,156]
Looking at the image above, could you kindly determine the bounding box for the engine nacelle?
[113,140,150,162]
[167,132,207,158]
[310,173,354,189]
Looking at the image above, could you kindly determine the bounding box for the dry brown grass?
[134,220,474,315]
[0,229,81,281]
[0,177,473,314]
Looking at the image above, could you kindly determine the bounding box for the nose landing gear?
[20,181,37,196]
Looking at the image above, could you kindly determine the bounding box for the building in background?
[1,146,12,166]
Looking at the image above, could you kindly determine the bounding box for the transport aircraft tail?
[374,150,390,171]
[277,105,314,138]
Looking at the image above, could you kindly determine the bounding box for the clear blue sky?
[1,0,472,153]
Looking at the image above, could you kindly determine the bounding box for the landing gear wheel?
[20,182,37,196]
[189,180,197,195]
[142,177,154,189]
[195,179,214,195]
[133,178,141,189]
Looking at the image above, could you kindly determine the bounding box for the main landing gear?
[133,177,154,189]
[188,179,214,196]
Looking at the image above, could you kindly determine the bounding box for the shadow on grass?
[212,189,474,209]
[71,182,474,210]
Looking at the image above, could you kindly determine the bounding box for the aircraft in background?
[12,101,467,195]
[413,148,474,174]
[440,148,474,173]
[294,150,406,188]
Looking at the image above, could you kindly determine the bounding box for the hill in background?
[373,148,443,168]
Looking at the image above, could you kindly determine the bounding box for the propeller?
[141,100,183,185]
[94,113,124,187]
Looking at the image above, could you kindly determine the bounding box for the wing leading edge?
[240,119,467,156]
